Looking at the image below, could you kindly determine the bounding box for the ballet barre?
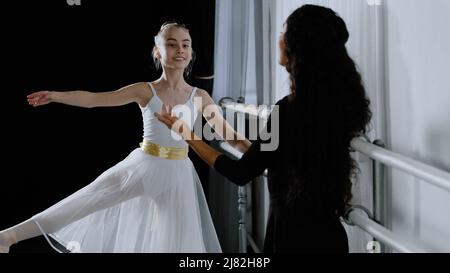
[342,206,428,253]
[347,137,449,252]
[351,137,450,193]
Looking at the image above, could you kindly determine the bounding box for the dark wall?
[2,0,215,253]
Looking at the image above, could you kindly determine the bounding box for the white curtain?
[213,0,278,252]
[254,0,278,106]
[214,0,278,107]
[211,0,253,252]
[212,0,251,103]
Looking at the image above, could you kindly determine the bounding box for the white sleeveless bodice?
[139,82,198,148]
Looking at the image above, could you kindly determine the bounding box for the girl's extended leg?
[0,156,145,253]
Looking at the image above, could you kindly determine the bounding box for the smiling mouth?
[174,57,186,61]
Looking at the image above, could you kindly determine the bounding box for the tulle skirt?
[31,148,222,253]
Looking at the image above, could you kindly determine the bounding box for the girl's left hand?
[154,104,195,141]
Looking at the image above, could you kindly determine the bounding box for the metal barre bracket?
[343,205,375,226]
[218,97,235,107]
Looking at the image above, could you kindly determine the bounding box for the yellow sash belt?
[140,140,188,160]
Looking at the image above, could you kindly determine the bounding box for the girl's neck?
[157,69,189,91]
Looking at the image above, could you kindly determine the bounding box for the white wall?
[385,0,450,252]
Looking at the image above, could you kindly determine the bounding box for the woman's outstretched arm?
[155,104,274,186]
[27,82,150,108]
[186,134,222,168]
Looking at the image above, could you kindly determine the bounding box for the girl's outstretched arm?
[27,82,150,108]
[194,89,252,153]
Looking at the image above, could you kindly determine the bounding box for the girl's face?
[155,27,192,71]
[278,24,288,67]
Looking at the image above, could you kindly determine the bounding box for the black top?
[214,96,348,253]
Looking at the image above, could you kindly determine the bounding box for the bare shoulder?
[194,88,214,102]
[191,88,214,112]
[123,82,151,107]
[126,82,150,93]
[193,88,209,97]
[132,82,151,95]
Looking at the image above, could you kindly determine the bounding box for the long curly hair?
[283,5,372,216]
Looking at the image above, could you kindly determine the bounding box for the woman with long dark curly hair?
[156,4,372,252]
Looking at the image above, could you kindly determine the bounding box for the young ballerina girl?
[0,22,249,253]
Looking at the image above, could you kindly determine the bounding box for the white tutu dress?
[31,82,222,253]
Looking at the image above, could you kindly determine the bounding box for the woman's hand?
[156,103,221,167]
[27,91,54,107]
[154,104,199,141]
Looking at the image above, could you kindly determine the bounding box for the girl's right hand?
[27,91,54,107]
